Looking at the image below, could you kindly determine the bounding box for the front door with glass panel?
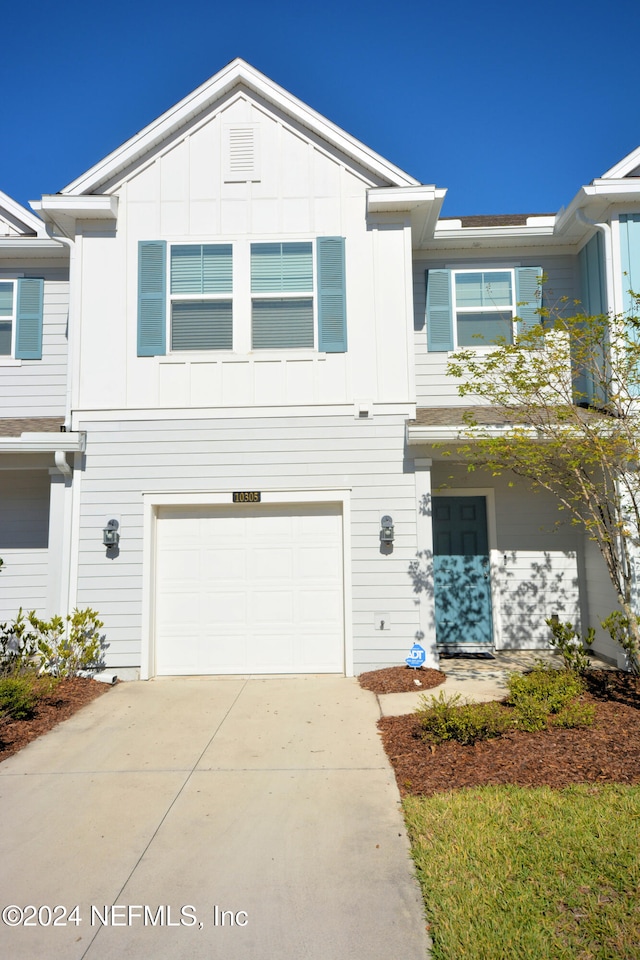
[432,495,493,648]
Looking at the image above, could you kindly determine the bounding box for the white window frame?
[0,278,17,361]
[451,267,517,349]
[167,244,234,354]
[250,241,317,351]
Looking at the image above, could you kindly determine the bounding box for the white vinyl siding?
[414,255,579,406]
[73,410,418,674]
[0,273,68,416]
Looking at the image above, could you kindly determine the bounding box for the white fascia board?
[0,191,47,237]
[555,183,640,237]
[33,195,119,220]
[0,432,86,453]
[406,423,540,445]
[601,147,640,179]
[368,185,447,246]
[62,59,420,196]
[0,238,68,258]
[433,223,555,241]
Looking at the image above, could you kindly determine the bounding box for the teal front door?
[432,496,493,648]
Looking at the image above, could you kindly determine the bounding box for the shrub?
[31,608,106,678]
[417,691,512,746]
[545,617,594,674]
[0,676,39,720]
[507,667,586,731]
[602,611,640,675]
[551,700,596,729]
[0,609,40,676]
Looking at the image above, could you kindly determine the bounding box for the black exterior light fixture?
[380,515,394,545]
[103,519,120,548]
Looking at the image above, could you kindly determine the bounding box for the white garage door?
[154,503,344,675]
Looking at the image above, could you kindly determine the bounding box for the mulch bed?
[378,669,640,797]
[0,677,112,763]
[358,665,446,694]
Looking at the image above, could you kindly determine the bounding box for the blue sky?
[4,0,639,217]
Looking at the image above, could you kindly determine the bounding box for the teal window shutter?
[15,278,44,360]
[619,214,640,315]
[426,269,453,351]
[577,236,608,405]
[317,236,346,353]
[515,267,543,334]
[619,214,640,396]
[138,241,166,356]
[579,232,607,316]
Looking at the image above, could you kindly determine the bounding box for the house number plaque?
[232,492,261,503]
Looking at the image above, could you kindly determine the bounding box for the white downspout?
[45,227,77,619]
[45,228,76,431]
[575,209,613,313]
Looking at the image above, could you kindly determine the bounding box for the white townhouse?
[2,58,640,676]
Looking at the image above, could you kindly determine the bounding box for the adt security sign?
[405,643,426,669]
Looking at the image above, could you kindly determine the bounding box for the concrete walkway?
[0,676,430,960]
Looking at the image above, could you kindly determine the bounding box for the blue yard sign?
[406,643,426,669]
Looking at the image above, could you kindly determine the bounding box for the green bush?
[0,676,39,720]
[508,667,584,710]
[0,609,40,676]
[417,691,512,746]
[551,700,596,729]
[545,617,594,674]
[31,608,105,678]
[416,668,593,745]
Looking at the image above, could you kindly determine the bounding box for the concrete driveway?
[0,676,430,959]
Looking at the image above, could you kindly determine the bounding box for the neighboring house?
[2,58,640,675]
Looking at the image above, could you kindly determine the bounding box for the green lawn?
[403,785,640,960]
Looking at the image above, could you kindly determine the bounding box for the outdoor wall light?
[380,515,394,545]
[103,519,120,548]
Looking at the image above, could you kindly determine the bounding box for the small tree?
[446,303,640,671]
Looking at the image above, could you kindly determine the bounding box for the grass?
[404,784,640,960]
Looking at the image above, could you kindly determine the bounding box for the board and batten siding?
[76,93,413,413]
[0,270,68,416]
[73,409,420,673]
[430,463,584,649]
[413,254,579,406]
[0,470,50,620]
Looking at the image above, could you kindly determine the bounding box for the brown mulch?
[0,677,112,763]
[378,669,640,797]
[358,665,446,694]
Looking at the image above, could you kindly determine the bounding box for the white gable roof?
[0,191,47,238]
[600,145,640,179]
[63,58,420,195]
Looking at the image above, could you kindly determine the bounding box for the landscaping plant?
[545,617,594,674]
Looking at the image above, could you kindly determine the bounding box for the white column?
[46,469,73,618]
[413,457,438,665]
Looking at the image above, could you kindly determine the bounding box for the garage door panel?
[155,503,344,675]
[202,591,246,624]
[201,547,246,579]
[250,547,293,579]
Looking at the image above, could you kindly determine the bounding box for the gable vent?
[224,124,260,182]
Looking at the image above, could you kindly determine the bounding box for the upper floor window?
[0,281,15,355]
[454,270,515,346]
[137,238,347,357]
[251,243,314,349]
[0,278,44,360]
[426,266,542,352]
[170,245,233,351]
